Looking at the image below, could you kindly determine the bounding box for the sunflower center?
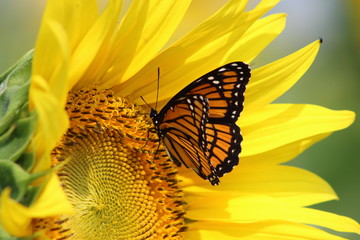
[34,89,186,240]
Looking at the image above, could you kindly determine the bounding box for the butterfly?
[150,62,251,185]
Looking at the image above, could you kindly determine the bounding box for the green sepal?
[20,185,42,207]
[0,50,33,136]
[0,113,36,162]
[16,153,34,172]
[0,51,51,239]
[0,160,31,201]
[0,160,50,205]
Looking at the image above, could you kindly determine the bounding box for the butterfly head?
[150,108,158,120]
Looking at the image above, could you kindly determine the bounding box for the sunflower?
[0,0,359,239]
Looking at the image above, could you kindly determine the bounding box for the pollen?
[33,89,186,239]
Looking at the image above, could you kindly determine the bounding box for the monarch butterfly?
[150,62,250,185]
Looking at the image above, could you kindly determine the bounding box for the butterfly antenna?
[140,96,152,109]
[155,67,160,110]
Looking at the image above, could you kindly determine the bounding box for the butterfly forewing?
[176,62,250,121]
[152,62,250,185]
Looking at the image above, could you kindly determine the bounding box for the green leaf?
[16,153,34,172]
[0,160,49,205]
[0,50,37,164]
[20,185,42,207]
[0,161,31,201]
[0,50,44,239]
[0,114,36,162]
[0,50,33,136]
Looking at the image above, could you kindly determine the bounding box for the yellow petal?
[33,0,102,91]
[223,13,286,63]
[0,173,73,237]
[65,0,99,48]
[36,0,98,52]
[31,14,70,173]
[0,188,32,236]
[241,104,355,156]
[241,132,330,165]
[32,0,97,86]
[30,75,69,172]
[28,173,73,217]
[181,165,336,207]
[32,20,69,96]
[116,0,280,104]
[186,220,348,240]
[186,195,360,234]
[245,40,321,112]
[70,0,122,90]
[100,0,192,86]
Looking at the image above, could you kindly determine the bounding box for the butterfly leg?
[142,127,158,148]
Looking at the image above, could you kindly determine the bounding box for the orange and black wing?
[159,95,221,184]
[183,62,250,179]
[172,62,250,121]
[155,62,250,185]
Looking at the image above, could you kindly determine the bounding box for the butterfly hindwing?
[205,122,241,178]
[152,62,250,185]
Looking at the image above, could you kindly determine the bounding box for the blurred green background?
[0,0,359,238]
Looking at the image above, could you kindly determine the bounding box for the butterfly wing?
[205,122,241,179]
[184,62,250,178]
[171,62,250,121]
[156,62,250,184]
[158,95,220,184]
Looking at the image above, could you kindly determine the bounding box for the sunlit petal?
[186,195,360,234]
[245,40,321,112]
[241,104,354,156]
[186,221,348,240]
[181,165,336,207]
[115,0,281,104]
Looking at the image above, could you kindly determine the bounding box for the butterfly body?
[150,62,250,185]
